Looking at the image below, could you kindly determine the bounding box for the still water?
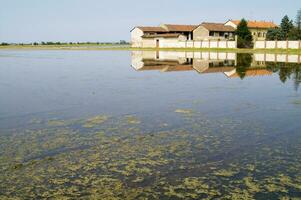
[0,50,301,199]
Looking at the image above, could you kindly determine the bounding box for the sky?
[0,0,300,43]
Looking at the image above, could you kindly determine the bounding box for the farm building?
[193,23,235,41]
[131,20,277,48]
[130,24,197,48]
[225,20,278,41]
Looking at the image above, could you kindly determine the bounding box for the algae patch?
[83,115,109,128]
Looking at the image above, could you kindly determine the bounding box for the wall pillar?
[235,35,238,48]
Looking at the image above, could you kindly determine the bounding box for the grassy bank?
[0,44,301,54]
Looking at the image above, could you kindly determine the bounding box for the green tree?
[296,8,301,30]
[235,19,253,48]
[288,27,301,40]
[266,28,285,40]
[235,53,252,79]
[280,15,294,39]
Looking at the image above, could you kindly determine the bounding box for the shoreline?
[0,45,301,54]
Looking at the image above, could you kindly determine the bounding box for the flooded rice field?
[0,50,301,199]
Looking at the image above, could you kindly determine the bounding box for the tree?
[236,53,252,79]
[296,8,301,30]
[235,19,253,48]
[280,15,294,38]
[288,27,301,40]
[266,28,285,40]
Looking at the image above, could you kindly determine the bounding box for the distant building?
[193,23,235,41]
[130,24,197,48]
[131,20,278,48]
[225,20,278,41]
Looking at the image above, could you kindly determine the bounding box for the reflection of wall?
[131,51,237,74]
[254,54,301,63]
[131,51,301,78]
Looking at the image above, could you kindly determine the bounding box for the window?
[209,32,214,36]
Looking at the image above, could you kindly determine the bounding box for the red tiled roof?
[202,66,236,73]
[134,26,167,32]
[200,23,235,32]
[163,24,198,32]
[229,69,273,78]
[142,33,182,38]
[230,20,278,29]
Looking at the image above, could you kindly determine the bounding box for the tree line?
[235,8,301,48]
[266,9,301,41]
[0,41,129,46]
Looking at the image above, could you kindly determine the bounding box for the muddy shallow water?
[0,50,301,199]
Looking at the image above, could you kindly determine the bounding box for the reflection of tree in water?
[266,62,301,91]
[235,53,252,79]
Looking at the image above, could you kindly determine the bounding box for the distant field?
[0,44,300,54]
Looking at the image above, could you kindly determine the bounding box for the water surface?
[0,50,301,199]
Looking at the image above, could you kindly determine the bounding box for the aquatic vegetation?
[244,177,261,193]
[213,169,239,177]
[83,115,109,128]
[47,119,68,126]
[174,109,193,114]
[291,99,301,105]
[125,115,141,124]
[0,110,301,199]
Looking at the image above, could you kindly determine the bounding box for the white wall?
[131,28,144,48]
[255,40,301,49]
[136,38,237,49]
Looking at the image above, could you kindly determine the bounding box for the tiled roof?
[229,69,273,78]
[135,26,167,32]
[200,23,235,32]
[202,66,236,73]
[142,33,182,38]
[161,65,194,72]
[230,20,278,29]
[163,24,198,32]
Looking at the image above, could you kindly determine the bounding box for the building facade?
[131,20,278,48]
[193,23,235,41]
[225,20,278,41]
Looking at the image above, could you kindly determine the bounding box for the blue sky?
[0,0,300,43]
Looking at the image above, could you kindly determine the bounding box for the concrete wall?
[193,26,234,41]
[131,28,144,48]
[142,39,157,48]
[193,26,210,41]
[255,40,301,49]
[137,39,237,49]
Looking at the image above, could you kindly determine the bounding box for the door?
[156,39,159,48]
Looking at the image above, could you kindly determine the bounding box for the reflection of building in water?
[131,51,301,78]
[131,51,236,74]
[224,68,273,78]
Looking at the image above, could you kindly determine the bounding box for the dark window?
[209,31,214,36]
